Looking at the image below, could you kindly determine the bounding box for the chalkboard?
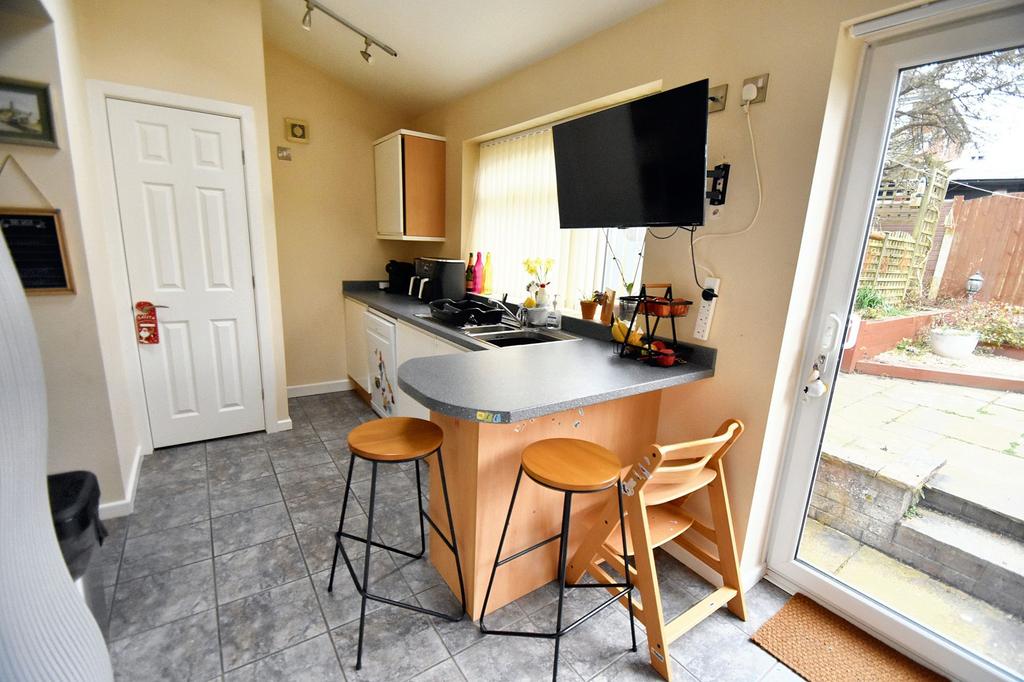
[0,209,75,294]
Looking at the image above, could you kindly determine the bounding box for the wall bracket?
[706,163,730,206]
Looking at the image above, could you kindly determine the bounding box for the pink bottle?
[473,251,484,293]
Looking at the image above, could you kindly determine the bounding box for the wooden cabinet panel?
[403,135,446,238]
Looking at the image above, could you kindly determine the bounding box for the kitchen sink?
[470,328,578,348]
[463,323,519,336]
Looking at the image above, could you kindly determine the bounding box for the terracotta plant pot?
[580,300,599,320]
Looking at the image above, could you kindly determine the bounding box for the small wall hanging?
[0,78,57,148]
[0,208,74,294]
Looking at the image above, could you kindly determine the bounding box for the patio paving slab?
[799,520,1024,676]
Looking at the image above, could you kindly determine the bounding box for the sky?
[949,95,1024,180]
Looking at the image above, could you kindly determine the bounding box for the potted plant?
[930,306,981,359]
[580,291,603,320]
[523,257,554,308]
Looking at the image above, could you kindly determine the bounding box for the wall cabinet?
[344,298,369,391]
[374,130,446,242]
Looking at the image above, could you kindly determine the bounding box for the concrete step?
[891,507,1024,618]
[923,482,1024,541]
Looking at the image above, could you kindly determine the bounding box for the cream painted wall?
[71,0,290,426]
[412,0,910,579]
[0,10,126,502]
[263,43,439,388]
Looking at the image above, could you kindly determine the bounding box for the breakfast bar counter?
[380,297,716,619]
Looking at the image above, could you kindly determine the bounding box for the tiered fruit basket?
[611,283,692,367]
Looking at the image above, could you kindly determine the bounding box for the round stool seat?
[521,438,622,492]
[347,417,443,462]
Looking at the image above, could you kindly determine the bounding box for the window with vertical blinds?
[467,127,644,310]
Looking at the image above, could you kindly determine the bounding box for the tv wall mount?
[706,163,730,206]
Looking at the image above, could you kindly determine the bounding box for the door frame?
[87,80,285,457]
[766,6,1024,682]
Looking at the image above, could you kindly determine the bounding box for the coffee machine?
[409,258,466,301]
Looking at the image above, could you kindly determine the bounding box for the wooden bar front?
[424,392,661,619]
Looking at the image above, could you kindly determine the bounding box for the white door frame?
[87,80,285,456]
[766,6,1024,682]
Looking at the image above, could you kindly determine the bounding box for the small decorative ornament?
[285,118,309,144]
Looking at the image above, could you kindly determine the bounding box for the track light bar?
[300,0,398,59]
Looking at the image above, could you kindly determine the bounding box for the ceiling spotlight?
[360,37,374,64]
[301,2,312,30]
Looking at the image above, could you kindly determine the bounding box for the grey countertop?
[343,281,715,423]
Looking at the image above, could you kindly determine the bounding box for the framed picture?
[0,208,75,295]
[0,78,57,148]
[285,118,309,144]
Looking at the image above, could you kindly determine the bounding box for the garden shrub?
[937,302,1024,349]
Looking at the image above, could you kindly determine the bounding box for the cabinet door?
[344,298,369,391]
[435,337,470,355]
[374,135,404,236]
[395,321,436,419]
[403,135,445,238]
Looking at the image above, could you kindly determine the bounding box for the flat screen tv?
[552,78,708,229]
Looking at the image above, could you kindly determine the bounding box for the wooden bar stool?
[328,417,466,670]
[566,419,746,681]
[480,438,637,681]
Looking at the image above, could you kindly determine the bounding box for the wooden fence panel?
[938,193,1024,304]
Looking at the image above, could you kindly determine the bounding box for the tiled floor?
[99,391,795,681]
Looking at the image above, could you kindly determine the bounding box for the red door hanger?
[135,300,160,344]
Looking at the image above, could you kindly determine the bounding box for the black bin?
[48,471,109,635]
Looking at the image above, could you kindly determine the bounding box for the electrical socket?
[708,84,728,113]
[693,277,720,341]
[742,73,769,104]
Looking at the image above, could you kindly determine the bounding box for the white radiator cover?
[0,241,112,678]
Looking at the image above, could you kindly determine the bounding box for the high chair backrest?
[630,419,744,494]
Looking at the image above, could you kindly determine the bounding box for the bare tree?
[885,47,1024,173]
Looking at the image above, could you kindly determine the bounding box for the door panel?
[108,98,264,447]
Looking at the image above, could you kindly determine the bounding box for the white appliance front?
[107,98,265,447]
[364,309,397,417]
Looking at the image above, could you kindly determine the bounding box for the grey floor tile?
[207,432,267,458]
[453,626,583,682]
[413,658,466,681]
[109,560,216,640]
[207,449,275,488]
[417,584,522,654]
[128,479,210,538]
[285,486,347,534]
[654,549,714,599]
[268,440,333,474]
[309,412,363,442]
[396,549,448,595]
[211,476,282,518]
[350,465,421,511]
[330,608,449,681]
[367,496,426,551]
[514,580,563,615]
[670,610,776,682]
[264,421,321,451]
[108,609,220,681]
[735,580,791,636]
[97,518,129,587]
[760,662,803,681]
[222,633,342,681]
[212,501,293,556]
[530,593,643,679]
[312,552,413,629]
[276,462,344,500]
[119,520,212,581]
[136,444,207,492]
[218,578,326,671]
[590,648,696,681]
[214,535,308,604]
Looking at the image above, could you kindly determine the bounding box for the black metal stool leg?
[552,491,573,682]
[618,482,637,652]
[480,465,525,630]
[327,451,357,593]
[414,458,426,557]
[435,447,467,616]
[355,461,378,671]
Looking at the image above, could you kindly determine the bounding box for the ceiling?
[260,0,662,115]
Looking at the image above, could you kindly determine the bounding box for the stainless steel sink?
[462,323,520,336]
[469,328,578,348]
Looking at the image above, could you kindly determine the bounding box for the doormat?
[751,594,946,682]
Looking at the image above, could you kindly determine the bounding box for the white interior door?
[107,98,264,448]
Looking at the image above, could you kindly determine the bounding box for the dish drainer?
[613,283,693,367]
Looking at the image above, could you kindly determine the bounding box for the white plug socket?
[693,277,720,341]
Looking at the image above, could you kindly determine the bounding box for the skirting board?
[662,539,770,596]
[287,379,352,398]
[98,443,144,520]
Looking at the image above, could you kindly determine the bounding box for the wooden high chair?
[566,419,746,681]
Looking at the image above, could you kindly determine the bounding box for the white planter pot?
[929,328,980,359]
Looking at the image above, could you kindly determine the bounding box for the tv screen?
[552,79,709,229]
